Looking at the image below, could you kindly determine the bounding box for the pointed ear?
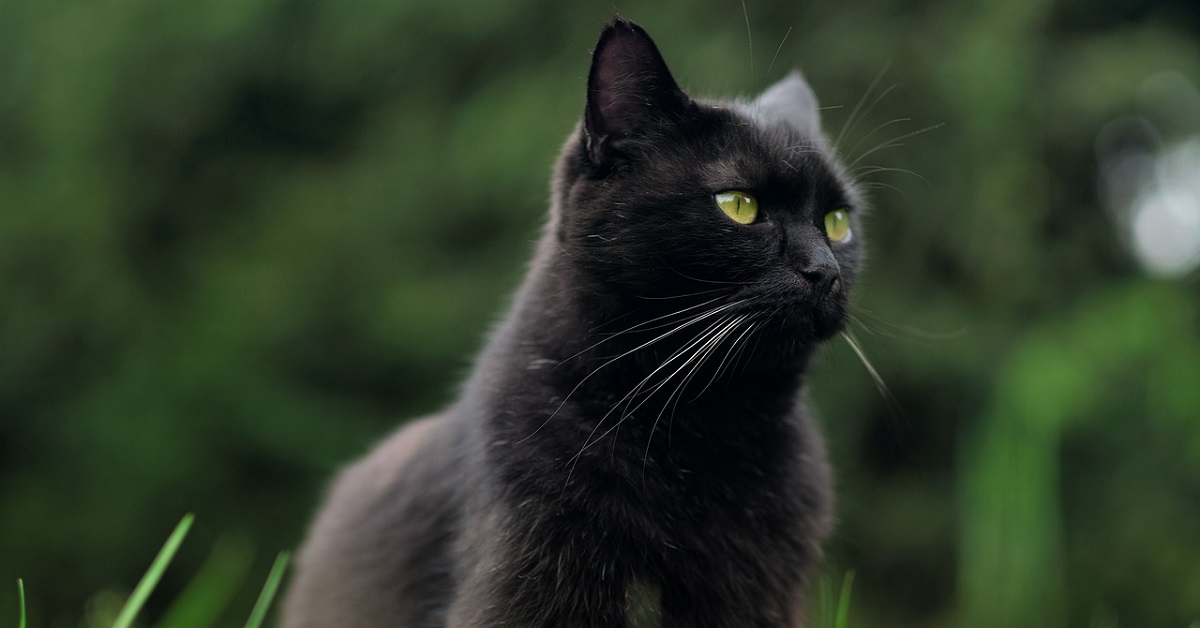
[584,18,689,165]
[755,70,823,138]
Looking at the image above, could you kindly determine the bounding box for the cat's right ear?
[583,17,689,167]
[755,71,823,139]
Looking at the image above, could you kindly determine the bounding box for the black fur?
[281,17,864,628]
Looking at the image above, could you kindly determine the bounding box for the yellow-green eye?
[714,191,758,225]
[824,209,852,242]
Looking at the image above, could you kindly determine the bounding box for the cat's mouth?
[737,273,849,345]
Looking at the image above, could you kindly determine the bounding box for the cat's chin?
[735,301,847,371]
[808,295,850,341]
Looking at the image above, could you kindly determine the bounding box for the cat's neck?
[452,233,821,503]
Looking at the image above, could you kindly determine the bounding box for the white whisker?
[705,317,761,392]
[845,115,910,165]
[851,165,930,186]
[851,308,967,341]
[579,296,726,352]
[840,330,898,411]
[847,122,945,170]
[858,181,905,194]
[635,287,732,301]
[561,314,738,488]
[741,0,754,82]
[641,315,748,477]
[765,27,792,80]
[521,298,742,444]
[834,61,893,152]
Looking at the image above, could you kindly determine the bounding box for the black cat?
[281,17,865,628]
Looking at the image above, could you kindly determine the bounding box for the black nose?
[801,263,840,295]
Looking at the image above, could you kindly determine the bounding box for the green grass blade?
[834,571,855,628]
[243,552,290,628]
[158,534,253,628]
[17,579,26,628]
[111,514,195,628]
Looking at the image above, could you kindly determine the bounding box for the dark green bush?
[3,1,1198,626]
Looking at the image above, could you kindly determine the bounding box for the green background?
[2,0,1199,626]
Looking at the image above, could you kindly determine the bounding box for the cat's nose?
[800,263,840,295]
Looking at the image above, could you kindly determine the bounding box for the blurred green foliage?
[2,0,1199,626]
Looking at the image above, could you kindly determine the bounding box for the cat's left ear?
[584,18,690,166]
[755,70,823,138]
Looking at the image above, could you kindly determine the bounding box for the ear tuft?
[584,18,688,165]
[755,70,823,138]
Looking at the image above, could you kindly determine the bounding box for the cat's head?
[551,17,865,354]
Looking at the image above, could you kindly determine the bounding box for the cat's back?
[281,413,464,628]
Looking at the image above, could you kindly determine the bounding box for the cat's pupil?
[715,190,758,224]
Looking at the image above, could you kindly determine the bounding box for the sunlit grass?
[815,570,855,628]
[243,553,289,628]
[13,515,288,628]
[111,514,194,628]
[15,580,24,628]
[834,572,854,628]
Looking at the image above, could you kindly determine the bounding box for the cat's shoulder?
[350,413,457,497]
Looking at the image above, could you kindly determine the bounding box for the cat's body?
[281,18,864,628]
